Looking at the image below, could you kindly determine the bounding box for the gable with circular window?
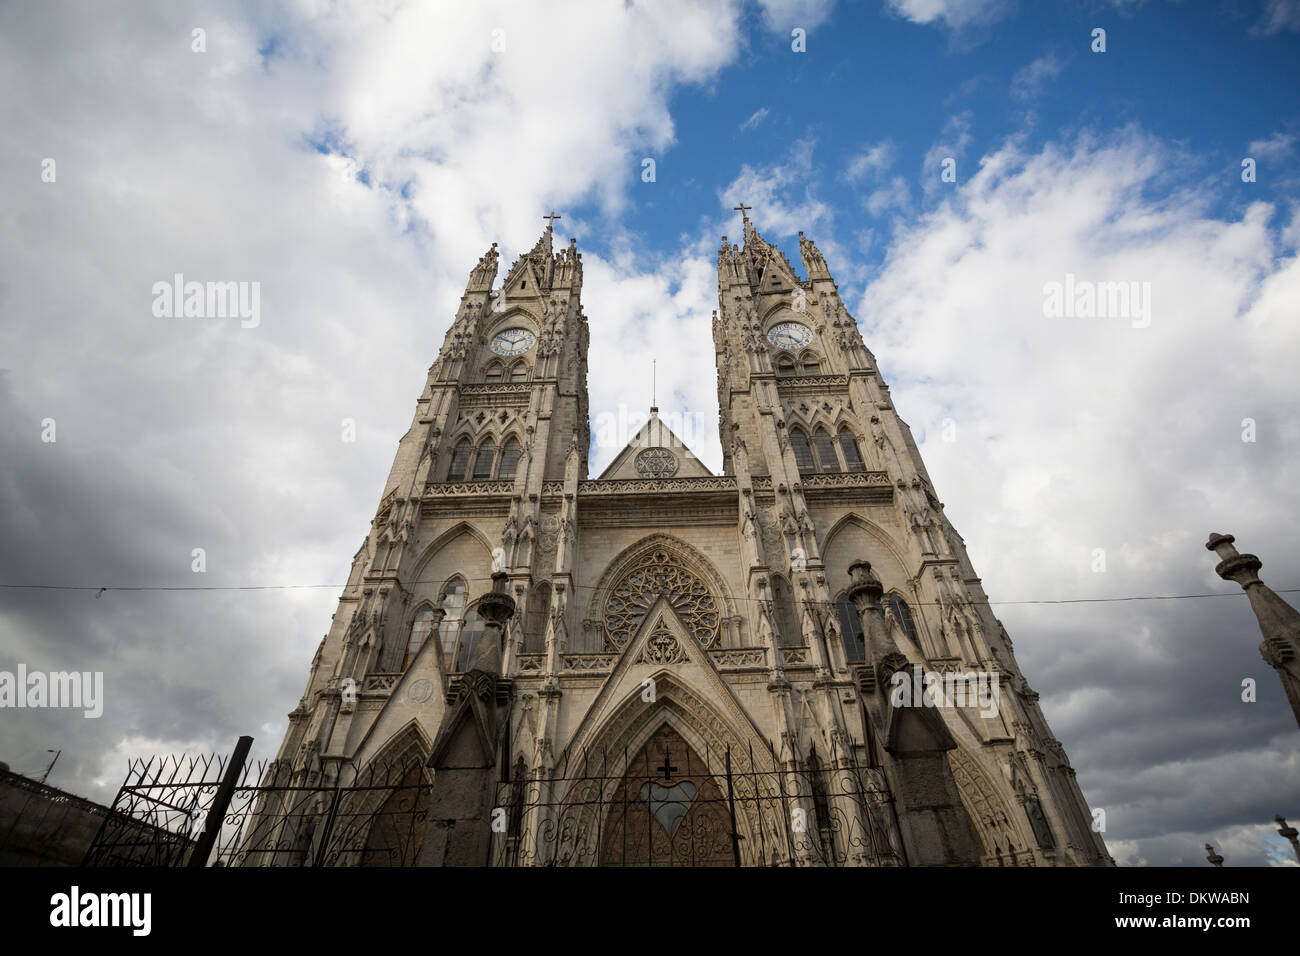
[634,447,678,478]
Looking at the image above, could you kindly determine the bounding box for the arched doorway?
[598,724,735,866]
[358,763,430,867]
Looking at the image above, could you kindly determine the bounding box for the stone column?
[417,572,516,866]
[1206,533,1300,727]
[847,559,981,866]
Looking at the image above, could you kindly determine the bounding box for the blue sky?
[1,0,1299,868]
[576,1,1300,301]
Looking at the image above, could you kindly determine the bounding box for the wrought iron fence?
[84,739,904,867]
[492,743,906,867]
[82,747,430,868]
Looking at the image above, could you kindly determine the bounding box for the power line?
[1,579,1294,608]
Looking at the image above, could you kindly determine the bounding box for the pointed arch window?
[448,439,471,481]
[437,577,467,671]
[770,575,802,647]
[813,427,841,473]
[484,362,504,383]
[884,593,920,647]
[498,436,522,480]
[839,428,865,472]
[509,362,528,382]
[836,595,866,662]
[524,581,550,653]
[775,354,797,377]
[454,607,487,672]
[790,429,815,473]
[472,437,496,479]
[800,351,821,374]
[403,606,436,671]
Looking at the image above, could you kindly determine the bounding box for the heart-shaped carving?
[639,781,698,838]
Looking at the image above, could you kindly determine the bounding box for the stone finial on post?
[1206,532,1300,727]
[1276,815,1300,864]
[1206,533,1263,588]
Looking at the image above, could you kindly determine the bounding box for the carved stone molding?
[460,382,544,395]
[577,476,738,495]
[424,480,515,497]
[562,653,618,672]
[774,373,850,391]
[709,648,767,669]
[751,472,890,491]
[364,673,401,693]
[636,621,689,665]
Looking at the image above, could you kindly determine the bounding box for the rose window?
[603,549,720,649]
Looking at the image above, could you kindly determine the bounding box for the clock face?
[490,328,536,356]
[635,447,678,478]
[766,322,812,350]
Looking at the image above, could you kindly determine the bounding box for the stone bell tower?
[267,216,589,796]
[710,207,1112,866]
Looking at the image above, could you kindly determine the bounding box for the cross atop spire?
[732,202,752,224]
[543,211,562,229]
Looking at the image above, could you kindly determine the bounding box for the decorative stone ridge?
[709,648,767,668]
[424,480,515,496]
[773,373,850,390]
[459,382,540,395]
[751,472,890,492]
[364,673,401,693]
[577,476,738,495]
[561,653,618,672]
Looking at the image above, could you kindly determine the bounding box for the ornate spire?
[466,242,499,293]
[798,231,830,280]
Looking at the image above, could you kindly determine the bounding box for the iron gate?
[491,740,905,867]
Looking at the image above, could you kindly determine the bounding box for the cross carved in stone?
[657,749,679,781]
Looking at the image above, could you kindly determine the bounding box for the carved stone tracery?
[602,546,722,650]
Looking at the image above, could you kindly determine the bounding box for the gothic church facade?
[264,214,1113,867]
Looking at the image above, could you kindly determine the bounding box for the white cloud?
[884,0,1016,31]
[866,175,912,216]
[1010,52,1063,101]
[1248,131,1296,160]
[1253,0,1300,34]
[720,138,834,237]
[922,111,973,195]
[740,107,770,131]
[843,140,895,183]
[755,0,838,31]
